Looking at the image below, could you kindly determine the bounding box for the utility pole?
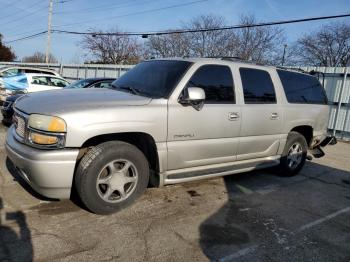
[45,0,54,63]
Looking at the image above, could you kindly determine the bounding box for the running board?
[163,155,280,185]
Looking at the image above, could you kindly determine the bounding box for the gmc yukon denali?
[5,58,336,214]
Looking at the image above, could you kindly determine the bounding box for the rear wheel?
[278,131,308,176]
[75,141,149,214]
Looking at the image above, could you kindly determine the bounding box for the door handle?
[228,112,240,121]
[270,112,279,120]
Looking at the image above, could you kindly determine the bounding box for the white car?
[0,73,69,104]
[0,66,61,78]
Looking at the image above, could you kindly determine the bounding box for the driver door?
[167,64,241,170]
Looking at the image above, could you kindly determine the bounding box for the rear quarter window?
[277,70,328,104]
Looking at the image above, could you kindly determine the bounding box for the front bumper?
[5,126,79,199]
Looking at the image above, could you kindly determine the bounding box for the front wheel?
[75,141,149,215]
[278,131,308,177]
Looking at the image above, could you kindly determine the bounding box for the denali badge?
[174,134,195,139]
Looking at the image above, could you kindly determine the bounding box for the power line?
[5,13,350,44]
[52,0,209,29]
[53,13,350,37]
[0,0,26,11]
[0,0,48,27]
[4,31,48,44]
[0,0,46,21]
[54,0,159,15]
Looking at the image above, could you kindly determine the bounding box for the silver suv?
[5,58,336,214]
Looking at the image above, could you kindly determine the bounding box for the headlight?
[29,114,66,132]
[27,114,66,148]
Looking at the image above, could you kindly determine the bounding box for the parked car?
[65,78,115,89]
[0,73,69,106]
[0,66,61,87]
[0,66,60,78]
[1,94,22,125]
[1,77,114,124]
[6,58,336,214]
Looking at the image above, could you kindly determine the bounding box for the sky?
[1,0,349,63]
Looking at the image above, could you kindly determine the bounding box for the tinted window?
[186,65,235,103]
[240,68,276,104]
[66,79,95,89]
[277,70,328,104]
[91,81,113,88]
[24,69,55,75]
[112,60,192,98]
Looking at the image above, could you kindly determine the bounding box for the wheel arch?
[79,132,160,187]
[290,125,313,146]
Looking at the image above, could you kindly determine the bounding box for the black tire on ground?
[74,141,149,215]
[278,131,308,177]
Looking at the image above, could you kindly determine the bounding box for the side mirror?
[179,87,205,111]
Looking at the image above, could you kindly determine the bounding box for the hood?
[15,88,152,115]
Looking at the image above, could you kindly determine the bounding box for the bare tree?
[0,34,16,61]
[231,15,285,64]
[296,22,350,66]
[81,28,141,64]
[22,51,57,63]
[145,14,285,64]
[146,33,190,58]
[184,14,234,57]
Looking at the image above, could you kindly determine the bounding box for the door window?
[91,81,113,88]
[3,68,19,77]
[240,68,276,104]
[49,77,69,87]
[186,65,235,103]
[31,76,49,85]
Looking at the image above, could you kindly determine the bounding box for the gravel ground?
[0,123,350,262]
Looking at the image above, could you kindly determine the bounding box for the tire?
[278,131,308,177]
[75,141,149,215]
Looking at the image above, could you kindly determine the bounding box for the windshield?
[66,79,95,89]
[111,60,192,98]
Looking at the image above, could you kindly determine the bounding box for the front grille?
[13,112,27,138]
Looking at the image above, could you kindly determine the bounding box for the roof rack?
[277,66,309,74]
[205,56,265,65]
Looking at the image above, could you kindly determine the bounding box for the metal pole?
[332,67,348,136]
[45,0,54,64]
[281,44,287,66]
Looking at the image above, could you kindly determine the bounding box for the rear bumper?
[5,126,79,199]
[320,136,337,147]
[309,136,337,158]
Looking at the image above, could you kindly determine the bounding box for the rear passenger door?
[237,67,283,160]
[29,76,51,92]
